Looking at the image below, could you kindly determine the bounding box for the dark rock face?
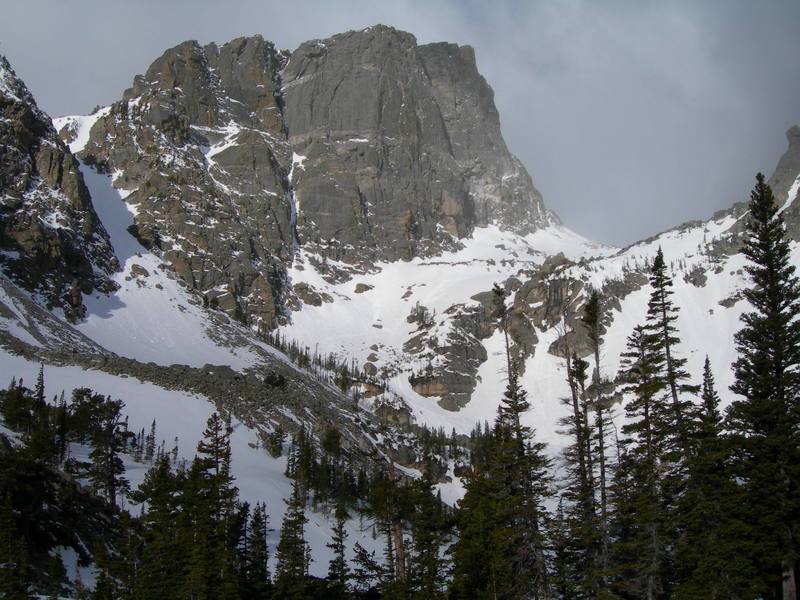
[405,302,489,411]
[770,126,800,240]
[80,36,293,328]
[77,27,554,328]
[284,26,553,263]
[0,56,117,321]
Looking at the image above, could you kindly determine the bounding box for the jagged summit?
[0,55,117,321]
[54,27,556,329]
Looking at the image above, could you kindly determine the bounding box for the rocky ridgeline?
[67,26,553,329]
[398,127,800,411]
[0,56,117,321]
[75,36,294,328]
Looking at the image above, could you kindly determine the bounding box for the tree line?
[1,173,798,599]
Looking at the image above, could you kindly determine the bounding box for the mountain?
[60,26,554,332]
[0,56,117,321]
[1,24,800,583]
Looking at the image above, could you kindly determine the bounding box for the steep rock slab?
[283,26,554,263]
[0,56,116,321]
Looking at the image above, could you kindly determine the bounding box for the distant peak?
[787,125,800,146]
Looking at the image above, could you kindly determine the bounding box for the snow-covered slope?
[274,157,800,460]
[3,38,800,586]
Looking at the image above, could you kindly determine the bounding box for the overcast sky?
[2,0,799,246]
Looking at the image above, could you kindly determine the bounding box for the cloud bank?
[2,0,798,245]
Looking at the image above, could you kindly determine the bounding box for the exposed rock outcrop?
[74,26,554,328]
[0,56,117,321]
[284,26,554,263]
[770,126,800,240]
[79,37,293,328]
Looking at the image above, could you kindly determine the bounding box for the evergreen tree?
[450,284,551,600]
[275,477,310,599]
[327,503,350,596]
[673,357,760,600]
[406,477,449,599]
[728,173,800,599]
[87,396,129,507]
[34,364,44,405]
[131,453,185,600]
[582,290,612,585]
[554,353,602,599]
[0,493,34,600]
[244,502,272,600]
[614,325,668,600]
[351,542,384,595]
[645,247,699,459]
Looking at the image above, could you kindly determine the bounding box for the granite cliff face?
[68,26,553,328]
[0,56,116,321]
[284,26,553,262]
[73,36,293,328]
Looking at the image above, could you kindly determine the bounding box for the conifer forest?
[1,175,798,600]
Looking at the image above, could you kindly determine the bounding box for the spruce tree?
[645,247,698,458]
[582,290,611,584]
[0,493,33,600]
[728,172,800,599]
[406,477,449,599]
[450,284,550,600]
[87,396,129,507]
[615,325,667,600]
[326,503,350,596]
[244,502,272,600]
[275,477,310,599]
[673,358,760,600]
[556,353,601,599]
[131,453,184,600]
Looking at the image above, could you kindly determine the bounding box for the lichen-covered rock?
[0,55,117,321]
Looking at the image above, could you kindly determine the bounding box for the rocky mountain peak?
[284,26,553,262]
[58,27,558,329]
[0,55,117,321]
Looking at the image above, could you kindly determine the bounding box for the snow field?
[0,353,384,577]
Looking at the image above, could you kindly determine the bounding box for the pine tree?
[275,477,310,599]
[450,284,551,600]
[673,357,761,600]
[614,325,667,600]
[326,503,350,596]
[555,352,601,599]
[131,453,185,600]
[645,247,699,458]
[352,542,384,595]
[34,364,44,405]
[582,290,612,585]
[0,493,34,600]
[243,502,272,600]
[728,173,800,599]
[87,396,130,507]
[406,476,449,599]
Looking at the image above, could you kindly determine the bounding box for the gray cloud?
[2,0,798,246]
